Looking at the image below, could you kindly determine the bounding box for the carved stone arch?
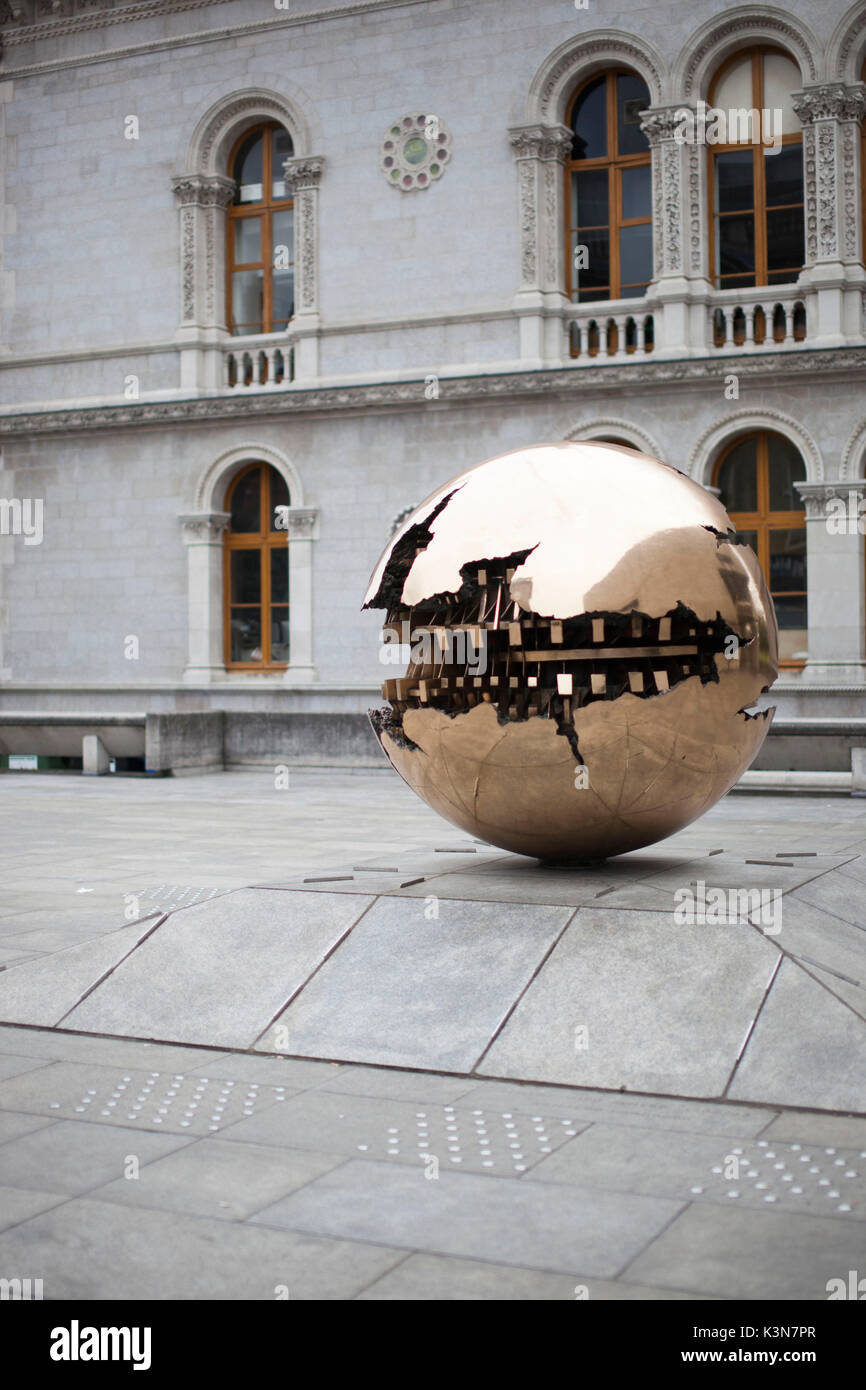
[180,443,317,684]
[828,0,866,82]
[564,418,665,462]
[181,85,313,175]
[194,442,306,513]
[526,29,667,124]
[687,408,823,486]
[675,5,820,100]
[841,419,866,480]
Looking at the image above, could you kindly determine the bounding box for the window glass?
[231,270,264,335]
[716,150,753,212]
[233,130,264,204]
[717,437,758,512]
[621,163,651,220]
[272,126,293,199]
[233,217,261,265]
[269,468,290,520]
[571,76,607,160]
[574,169,608,226]
[229,470,260,532]
[619,222,652,289]
[762,52,801,136]
[270,547,289,606]
[767,436,806,510]
[711,52,752,114]
[764,145,802,205]
[616,73,650,155]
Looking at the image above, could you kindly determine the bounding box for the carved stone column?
[792,84,866,345]
[795,480,866,683]
[283,156,325,382]
[283,506,319,683]
[179,512,231,683]
[639,106,695,356]
[171,174,235,390]
[507,124,573,365]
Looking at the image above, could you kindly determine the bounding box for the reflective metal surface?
[364,442,778,862]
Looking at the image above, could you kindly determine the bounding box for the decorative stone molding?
[564,418,665,461]
[688,408,823,486]
[639,106,687,279]
[284,506,318,540]
[284,156,325,318]
[508,124,572,294]
[379,114,452,191]
[796,479,866,518]
[793,84,866,268]
[171,174,234,327]
[841,420,866,480]
[678,9,817,99]
[526,30,665,125]
[830,2,866,82]
[194,442,305,512]
[184,88,310,176]
[6,350,866,438]
[179,510,231,542]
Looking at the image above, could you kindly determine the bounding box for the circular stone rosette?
[363,442,779,863]
[380,114,452,190]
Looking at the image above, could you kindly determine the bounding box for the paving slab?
[789,868,865,931]
[220,1088,583,1176]
[0,1196,405,1300]
[479,908,780,1097]
[317,1065,479,1104]
[623,1201,866,1300]
[770,895,866,1019]
[88,1138,348,1222]
[730,959,866,1113]
[62,889,374,1048]
[0,1119,193,1195]
[0,1054,52,1083]
[356,1251,715,1301]
[454,1080,778,1135]
[759,1112,866,1149]
[250,1158,683,1277]
[261,896,574,1070]
[0,1059,289,1138]
[525,1122,866,1221]
[0,1184,68,1234]
[0,1110,56,1146]
[0,916,164,1027]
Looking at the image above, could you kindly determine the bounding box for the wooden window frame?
[564,70,652,304]
[713,430,807,669]
[223,462,290,672]
[707,47,804,290]
[226,122,294,337]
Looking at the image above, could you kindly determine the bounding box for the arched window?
[713,431,807,665]
[565,70,652,302]
[224,463,290,669]
[707,49,804,289]
[227,122,294,336]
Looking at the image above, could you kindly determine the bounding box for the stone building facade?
[0,0,865,768]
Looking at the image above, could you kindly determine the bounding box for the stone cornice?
[5,348,866,437]
[796,479,866,518]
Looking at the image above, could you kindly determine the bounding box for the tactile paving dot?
[49,1069,284,1135]
[704,1141,864,1218]
[348,1106,584,1174]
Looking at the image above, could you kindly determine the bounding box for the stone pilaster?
[793,84,866,345]
[283,156,325,381]
[795,480,866,683]
[171,174,235,390]
[507,123,573,365]
[179,511,231,683]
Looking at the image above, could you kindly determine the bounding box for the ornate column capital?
[171,173,235,209]
[792,83,866,126]
[507,123,573,163]
[283,155,325,193]
[284,506,319,540]
[638,105,683,145]
[796,480,866,518]
[179,511,231,543]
